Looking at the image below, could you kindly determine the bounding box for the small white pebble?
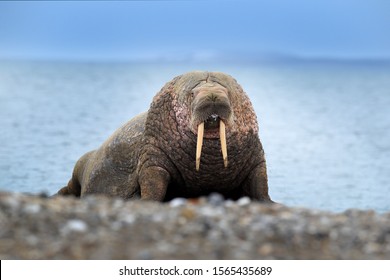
[200,206,217,217]
[111,221,122,231]
[169,198,187,208]
[224,200,235,207]
[24,203,41,214]
[4,196,20,209]
[152,213,165,222]
[65,219,88,232]
[112,199,124,209]
[237,197,251,206]
[26,235,39,246]
[121,213,136,224]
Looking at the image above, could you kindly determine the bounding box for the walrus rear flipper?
[57,177,81,197]
[57,150,95,197]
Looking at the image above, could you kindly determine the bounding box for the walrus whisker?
[220,120,228,168]
[196,122,204,171]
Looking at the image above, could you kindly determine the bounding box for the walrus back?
[58,113,147,198]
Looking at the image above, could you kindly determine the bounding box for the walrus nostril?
[209,114,218,121]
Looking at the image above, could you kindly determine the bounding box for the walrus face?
[190,82,233,171]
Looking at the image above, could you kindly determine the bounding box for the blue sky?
[0,0,389,61]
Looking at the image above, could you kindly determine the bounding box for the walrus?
[57,71,272,202]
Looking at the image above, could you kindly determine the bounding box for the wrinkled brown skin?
[57,71,272,202]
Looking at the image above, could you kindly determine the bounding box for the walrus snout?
[194,102,232,127]
[191,83,232,129]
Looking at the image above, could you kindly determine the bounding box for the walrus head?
[156,71,258,172]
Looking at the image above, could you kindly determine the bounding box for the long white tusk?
[196,122,204,171]
[220,120,228,168]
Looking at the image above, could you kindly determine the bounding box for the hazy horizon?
[1,0,389,62]
[2,50,390,65]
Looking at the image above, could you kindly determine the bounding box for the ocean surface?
[1,60,389,213]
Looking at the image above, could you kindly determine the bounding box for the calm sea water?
[1,60,389,213]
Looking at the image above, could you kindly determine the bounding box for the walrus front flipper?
[139,166,171,201]
[242,162,273,203]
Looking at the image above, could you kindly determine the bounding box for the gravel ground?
[0,191,390,259]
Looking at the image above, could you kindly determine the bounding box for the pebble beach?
[1,191,389,259]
